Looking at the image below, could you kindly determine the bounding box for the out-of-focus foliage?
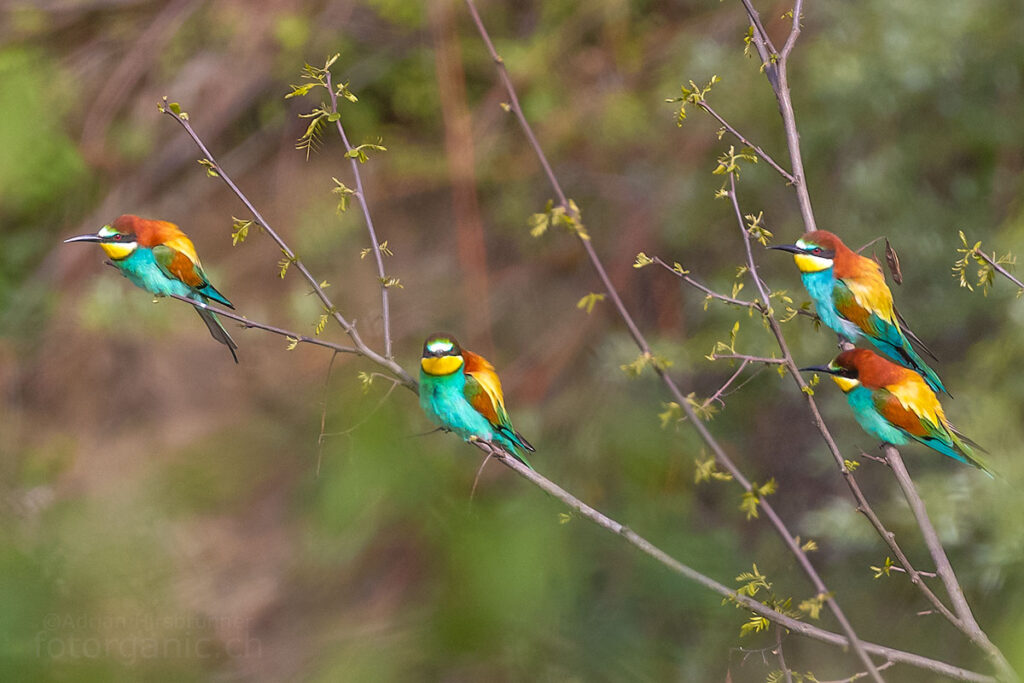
[1,0,1023,681]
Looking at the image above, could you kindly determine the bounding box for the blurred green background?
[1,0,1022,680]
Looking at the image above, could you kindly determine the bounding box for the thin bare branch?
[738,0,816,232]
[739,0,778,56]
[729,175,773,307]
[169,294,359,355]
[324,70,394,359]
[709,353,784,365]
[652,256,758,308]
[652,256,819,326]
[883,565,938,579]
[775,626,794,683]
[697,101,795,183]
[465,4,650,351]
[819,660,898,683]
[856,236,886,254]
[781,0,804,60]
[316,351,339,477]
[703,358,751,407]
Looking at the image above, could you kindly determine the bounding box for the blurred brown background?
[2,0,1023,680]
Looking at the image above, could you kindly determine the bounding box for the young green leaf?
[231,217,253,245]
[576,292,606,314]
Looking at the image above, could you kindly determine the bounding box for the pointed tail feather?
[918,432,996,478]
[950,425,989,454]
[198,282,234,309]
[493,428,534,469]
[499,425,535,453]
[194,306,239,363]
[949,427,998,478]
[894,306,939,361]
[506,447,534,470]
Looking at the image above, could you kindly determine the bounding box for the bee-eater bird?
[64,214,238,362]
[801,349,992,476]
[769,230,946,395]
[419,333,535,468]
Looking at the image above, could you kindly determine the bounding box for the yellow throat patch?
[100,241,138,261]
[831,376,860,393]
[421,355,464,376]
[794,252,833,273]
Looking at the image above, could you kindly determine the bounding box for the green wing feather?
[152,244,233,308]
[835,280,946,394]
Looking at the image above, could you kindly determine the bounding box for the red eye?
[113,234,122,241]
[812,247,822,254]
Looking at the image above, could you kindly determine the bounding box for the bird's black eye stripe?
[803,246,835,259]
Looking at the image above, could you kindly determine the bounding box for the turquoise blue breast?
[845,386,908,446]
[115,248,193,298]
[419,370,496,443]
[801,269,861,341]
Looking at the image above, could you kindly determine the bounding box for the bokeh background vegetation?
[1,0,1023,680]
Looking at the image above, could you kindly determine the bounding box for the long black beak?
[63,234,103,244]
[798,364,835,375]
[767,244,805,254]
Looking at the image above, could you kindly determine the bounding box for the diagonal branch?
[696,101,795,183]
[973,247,1024,291]
[169,294,359,355]
[652,256,759,308]
[463,1,880,678]
[739,0,778,56]
[702,358,752,407]
[885,446,1019,682]
[478,444,992,683]
[884,447,977,625]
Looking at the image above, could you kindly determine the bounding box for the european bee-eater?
[64,214,238,362]
[770,230,946,394]
[802,349,992,476]
[419,333,535,468]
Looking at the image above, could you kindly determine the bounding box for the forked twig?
[160,104,414,389]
